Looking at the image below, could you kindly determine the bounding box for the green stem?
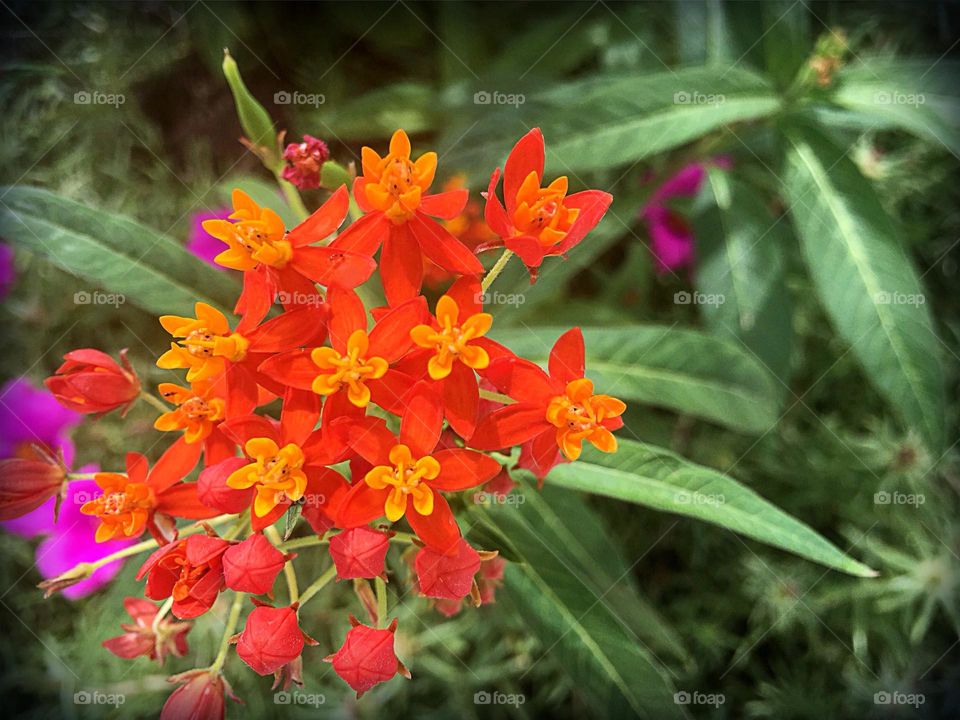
[87,515,235,571]
[152,596,174,634]
[279,534,330,552]
[480,249,514,294]
[209,591,245,673]
[375,576,388,628]
[298,565,337,607]
[275,173,310,221]
[265,526,298,603]
[138,391,169,414]
[478,388,514,405]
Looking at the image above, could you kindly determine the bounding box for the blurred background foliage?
[1,1,959,718]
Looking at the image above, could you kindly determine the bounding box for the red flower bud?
[103,597,191,663]
[223,533,288,595]
[235,602,311,676]
[325,616,409,696]
[328,527,390,580]
[0,453,67,521]
[477,556,506,604]
[137,534,230,619]
[281,134,329,190]
[161,669,240,720]
[45,348,140,416]
[198,458,254,514]
[415,538,481,600]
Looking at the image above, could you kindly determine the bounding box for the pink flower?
[640,158,731,274]
[187,208,233,269]
[0,243,14,300]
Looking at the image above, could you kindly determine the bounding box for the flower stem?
[375,576,388,628]
[275,173,310,221]
[265,526,298,603]
[478,388,514,405]
[138,391,169,414]
[209,591,245,673]
[279,533,330,552]
[152,596,174,634]
[298,565,337,607]
[480,249,514,294]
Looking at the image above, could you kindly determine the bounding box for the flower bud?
[281,135,329,190]
[45,348,140,416]
[198,458,254,514]
[137,534,230,619]
[103,597,191,663]
[324,616,409,696]
[234,602,310,676]
[222,533,288,595]
[161,669,240,720]
[415,538,481,600]
[328,527,390,580]
[0,455,67,521]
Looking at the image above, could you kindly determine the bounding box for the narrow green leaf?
[489,326,780,434]
[783,126,945,452]
[469,488,686,719]
[540,439,878,577]
[0,186,239,316]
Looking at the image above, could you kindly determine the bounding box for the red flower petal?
[286,185,349,247]
[415,538,480,599]
[430,449,500,491]
[442,360,479,438]
[504,128,544,216]
[290,246,376,290]
[328,526,390,580]
[336,483,389,528]
[198,457,254,514]
[409,213,483,275]
[155,482,221,520]
[258,349,317,391]
[368,296,428,362]
[483,168,512,238]
[381,224,423,306]
[246,306,327,353]
[554,189,613,255]
[148,437,202,493]
[223,533,287,595]
[331,209,390,255]
[470,402,548,450]
[482,356,557,404]
[419,188,468,219]
[406,492,460,553]
[548,327,585,384]
[399,382,443,457]
[279,387,319,446]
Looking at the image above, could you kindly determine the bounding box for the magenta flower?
[640,158,731,274]
[0,378,134,599]
[186,208,233,269]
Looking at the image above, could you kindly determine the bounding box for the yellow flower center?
[81,475,154,542]
[181,329,249,363]
[230,221,293,269]
[545,378,626,461]
[364,444,440,521]
[410,295,493,380]
[226,438,308,517]
[310,329,388,407]
[512,171,579,247]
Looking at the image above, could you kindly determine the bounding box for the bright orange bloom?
[154,383,225,444]
[395,277,511,437]
[332,129,483,306]
[425,174,497,287]
[337,382,499,552]
[470,328,625,478]
[202,188,376,326]
[80,446,218,543]
[484,128,612,280]
[158,302,249,383]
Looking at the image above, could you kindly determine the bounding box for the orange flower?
[157,302,249,383]
[332,129,483,306]
[154,383,226,444]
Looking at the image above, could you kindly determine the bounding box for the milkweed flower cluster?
[3,127,624,716]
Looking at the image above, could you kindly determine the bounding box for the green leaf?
[0,186,240,316]
[537,66,781,173]
[782,125,945,452]
[469,487,686,719]
[489,326,780,434]
[222,50,279,166]
[540,439,878,577]
[831,57,960,155]
[695,168,795,387]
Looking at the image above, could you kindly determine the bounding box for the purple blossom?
[0,243,14,299]
[187,208,233,269]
